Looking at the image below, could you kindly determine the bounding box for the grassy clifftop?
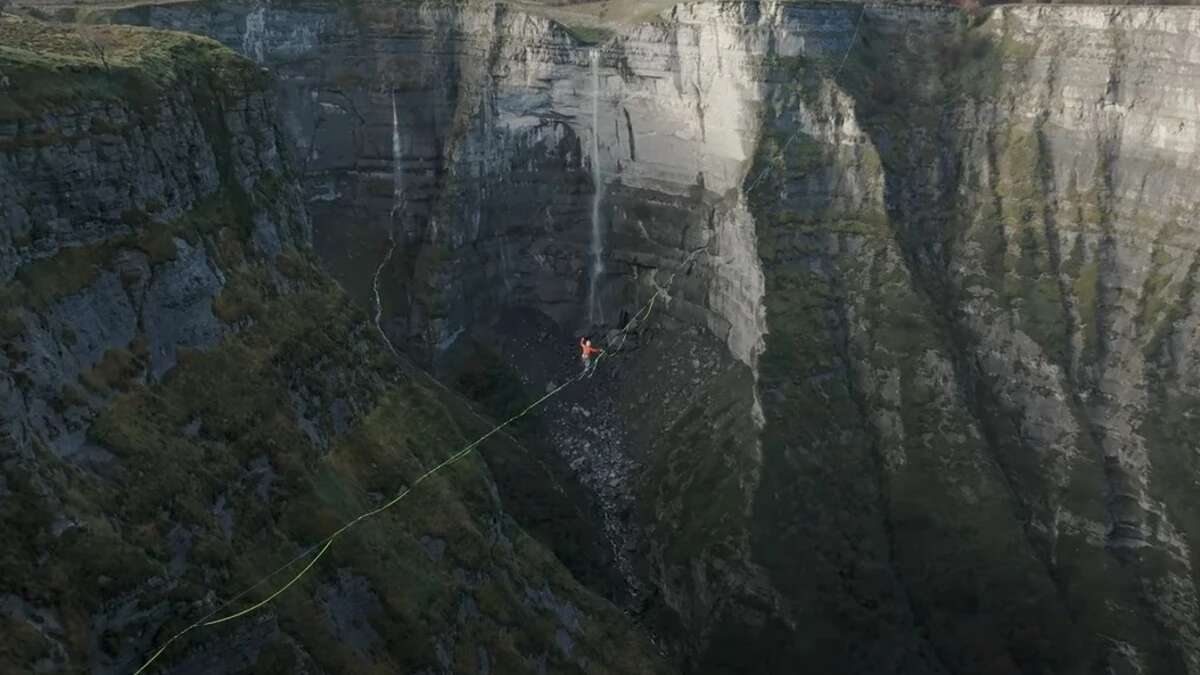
[0,14,262,119]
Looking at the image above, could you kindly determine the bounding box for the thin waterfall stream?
[373,91,403,357]
[587,48,605,326]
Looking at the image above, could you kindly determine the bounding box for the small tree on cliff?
[80,26,117,73]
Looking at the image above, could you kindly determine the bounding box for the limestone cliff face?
[0,17,665,674]
[104,0,775,368]
[743,3,1200,673]
[105,0,590,356]
[0,24,308,459]
[36,0,1200,673]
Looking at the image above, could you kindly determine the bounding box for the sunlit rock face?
[105,0,778,370]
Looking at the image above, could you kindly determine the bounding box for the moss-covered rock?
[0,16,665,675]
[0,15,263,120]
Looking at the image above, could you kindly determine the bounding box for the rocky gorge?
[0,14,665,674]
[4,0,1200,673]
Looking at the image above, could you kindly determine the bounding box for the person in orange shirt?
[579,337,604,377]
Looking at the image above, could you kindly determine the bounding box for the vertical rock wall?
[0,17,669,674]
[60,1,1200,671]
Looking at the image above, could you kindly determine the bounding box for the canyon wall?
[102,0,783,368]
[0,17,665,674]
[15,0,1200,672]
[740,3,1200,673]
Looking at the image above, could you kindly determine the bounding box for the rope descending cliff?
[132,245,708,675]
[132,9,867,668]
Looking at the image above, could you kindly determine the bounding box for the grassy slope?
[4,243,662,673]
[0,14,262,121]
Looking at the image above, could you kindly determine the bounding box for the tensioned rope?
[131,245,706,674]
[132,8,867,670]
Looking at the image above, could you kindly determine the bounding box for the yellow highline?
[131,246,705,674]
[131,7,866,666]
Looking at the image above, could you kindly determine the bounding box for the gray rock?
[141,239,224,379]
[316,569,384,656]
[419,535,447,562]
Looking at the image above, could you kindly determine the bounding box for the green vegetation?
[561,23,614,46]
[0,9,291,341]
[1071,258,1099,339]
[729,4,1200,669]
[938,18,1038,99]
[0,15,660,669]
[509,0,680,30]
[729,19,1126,667]
[11,242,114,308]
[80,347,140,393]
[1134,226,1191,354]
[747,178,1093,673]
[2,232,660,671]
[0,15,264,121]
[444,337,529,419]
[0,179,288,344]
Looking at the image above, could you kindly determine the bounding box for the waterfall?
[242,6,266,64]
[374,91,404,357]
[587,49,605,326]
[391,91,404,216]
